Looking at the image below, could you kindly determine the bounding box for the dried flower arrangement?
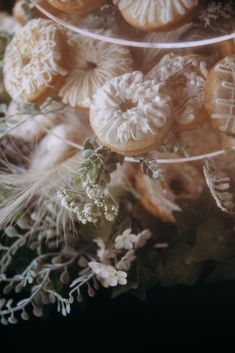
[1,0,235,326]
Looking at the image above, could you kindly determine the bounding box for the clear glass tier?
[32,0,235,164]
[34,0,235,49]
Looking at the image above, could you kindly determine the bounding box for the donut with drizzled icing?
[113,0,199,32]
[204,55,235,136]
[46,0,105,14]
[147,53,209,131]
[59,31,133,109]
[3,18,68,103]
[90,71,172,156]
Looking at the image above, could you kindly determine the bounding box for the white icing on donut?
[213,56,235,134]
[59,32,133,108]
[90,71,171,145]
[3,19,68,102]
[114,0,198,27]
[147,53,208,125]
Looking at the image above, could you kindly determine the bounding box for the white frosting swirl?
[3,19,68,102]
[213,56,235,134]
[147,53,208,125]
[90,71,171,145]
[59,31,133,108]
[114,0,198,27]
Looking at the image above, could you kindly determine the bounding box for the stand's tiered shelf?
[34,0,235,165]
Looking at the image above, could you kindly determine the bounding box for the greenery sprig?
[58,140,124,224]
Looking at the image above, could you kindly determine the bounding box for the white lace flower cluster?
[57,188,118,224]
[57,143,122,225]
[115,228,151,250]
[88,229,151,288]
[88,262,127,288]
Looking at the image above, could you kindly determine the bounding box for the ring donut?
[147,53,209,131]
[3,19,68,103]
[114,0,199,32]
[46,0,105,14]
[59,31,133,109]
[90,71,173,156]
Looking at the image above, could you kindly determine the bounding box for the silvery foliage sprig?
[0,205,151,324]
[135,156,164,181]
[203,152,235,214]
[0,210,95,325]
[58,140,124,224]
[46,228,152,317]
[194,0,235,33]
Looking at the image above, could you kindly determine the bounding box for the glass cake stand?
[34,0,235,165]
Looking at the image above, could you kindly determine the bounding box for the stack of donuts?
[1,0,235,223]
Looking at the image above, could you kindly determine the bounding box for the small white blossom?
[115,229,138,250]
[88,261,127,288]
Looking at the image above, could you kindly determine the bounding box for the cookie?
[147,53,209,131]
[90,71,172,156]
[204,55,235,136]
[113,0,199,32]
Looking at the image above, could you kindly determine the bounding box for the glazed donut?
[147,53,209,131]
[59,31,133,109]
[134,162,204,223]
[90,71,173,156]
[204,55,235,136]
[46,0,105,14]
[3,19,68,103]
[113,0,199,32]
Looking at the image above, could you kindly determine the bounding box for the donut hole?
[86,61,97,71]
[169,177,186,196]
[120,100,136,112]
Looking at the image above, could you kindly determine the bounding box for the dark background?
[1,0,235,351]
[1,283,235,352]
